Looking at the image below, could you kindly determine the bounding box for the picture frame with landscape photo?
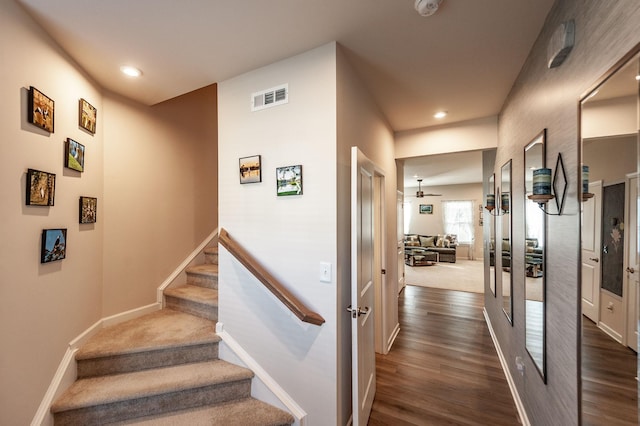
[26,168,55,206]
[65,138,85,172]
[28,86,54,133]
[41,228,67,263]
[79,98,97,134]
[79,196,97,224]
[276,164,303,196]
[239,155,262,184]
[419,204,433,214]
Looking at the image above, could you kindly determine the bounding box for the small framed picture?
[79,196,97,224]
[419,204,433,214]
[239,155,261,184]
[41,228,67,263]
[26,168,55,206]
[65,138,85,172]
[79,98,97,134]
[276,165,303,196]
[28,86,55,132]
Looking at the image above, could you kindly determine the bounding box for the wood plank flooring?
[369,285,520,425]
[582,317,638,426]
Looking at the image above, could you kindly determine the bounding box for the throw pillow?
[436,238,444,248]
[502,239,510,252]
[419,236,436,247]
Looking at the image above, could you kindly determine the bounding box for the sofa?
[404,234,458,263]
[489,238,543,276]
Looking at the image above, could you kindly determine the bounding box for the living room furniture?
[405,248,437,266]
[404,234,457,263]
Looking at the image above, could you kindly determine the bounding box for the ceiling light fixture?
[635,74,640,81]
[120,65,142,77]
[434,111,447,119]
[414,0,443,17]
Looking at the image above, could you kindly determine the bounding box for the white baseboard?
[156,227,219,303]
[216,323,307,426]
[386,323,400,353]
[597,321,623,343]
[483,308,531,426]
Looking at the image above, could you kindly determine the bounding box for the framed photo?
[41,228,67,263]
[239,155,261,184]
[79,98,97,134]
[28,86,54,132]
[65,138,85,172]
[276,165,303,196]
[26,168,55,206]
[419,204,433,214]
[79,196,97,224]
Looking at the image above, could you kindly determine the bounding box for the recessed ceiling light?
[635,74,640,81]
[120,66,142,77]
[434,111,447,119]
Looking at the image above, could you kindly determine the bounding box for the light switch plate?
[320,262,332,283]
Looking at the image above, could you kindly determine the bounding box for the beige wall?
[405,183,484,259]
[0,3,104,423]
[491,1,640,424]
[102,86,218,315]
[0,3,218,424]
[395,116,498,159]
[583,135,636,185]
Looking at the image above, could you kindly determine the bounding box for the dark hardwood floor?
[369,285,520,425]
[582,317,638,426]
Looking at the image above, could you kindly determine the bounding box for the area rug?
[404,259,485,293]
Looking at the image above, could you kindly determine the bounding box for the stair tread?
[109,398,294,425]
[76,309,218,360]
[51,360,253,413]
[164,284,218,305]
[186,263,218,276]
[203,247,218,255]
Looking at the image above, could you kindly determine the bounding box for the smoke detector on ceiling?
[414,0,443,17]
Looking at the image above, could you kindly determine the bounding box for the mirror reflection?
[580,49,639,423]
[501,160,513,323]
[524,132,546,380]
[489,174,496,296]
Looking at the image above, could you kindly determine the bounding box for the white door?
[351,147,376,426]
[625,174,638,351]
[582,180,603,323]
[397,191,405,293]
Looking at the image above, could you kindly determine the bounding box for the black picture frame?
[79,98,97,134]
[79,196,97,224]
[28,86,54,132]
[419,204,433,214]
[65,138,85,172]
[276,165,303,196]
[239,155,262,184]
[26,168,55,206]
[41,228,67,263]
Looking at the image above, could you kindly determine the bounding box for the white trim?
[598,321,623,343]
[156,227,219,303]
[483,308,531,426]
[31,348,77,426]
[386,323,400,353]
[216,324,307,426]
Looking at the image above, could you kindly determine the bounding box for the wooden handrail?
[218,228,325,326]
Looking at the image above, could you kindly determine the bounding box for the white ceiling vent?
[251,84,288,112]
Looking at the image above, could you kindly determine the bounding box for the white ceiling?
[402,150,485,189]
[16,0,554,187]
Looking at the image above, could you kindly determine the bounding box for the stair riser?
[165,296,218,321]
[186,272,218,289]
[77,343,218,379]
[53,379,252,426]
[204,252,218,264]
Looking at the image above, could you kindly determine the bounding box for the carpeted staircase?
[50,246,294,425]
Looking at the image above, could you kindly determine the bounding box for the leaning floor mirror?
[524,130,547,381]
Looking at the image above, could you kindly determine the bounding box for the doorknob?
[589,257,599,263]
[627,267,635,274]
[346,306,370,318]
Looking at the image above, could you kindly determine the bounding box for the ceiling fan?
[412,178,442,198]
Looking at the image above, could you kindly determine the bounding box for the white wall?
[405,183,484,259]
[395,116,498,159]
[218,43,338,423]
[0,3,104,424]
[336,44,399,424]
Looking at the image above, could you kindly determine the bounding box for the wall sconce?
[582,165,594,201]
[527,153,567,215]
[501,192,510,214]
[485,193,503,216]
